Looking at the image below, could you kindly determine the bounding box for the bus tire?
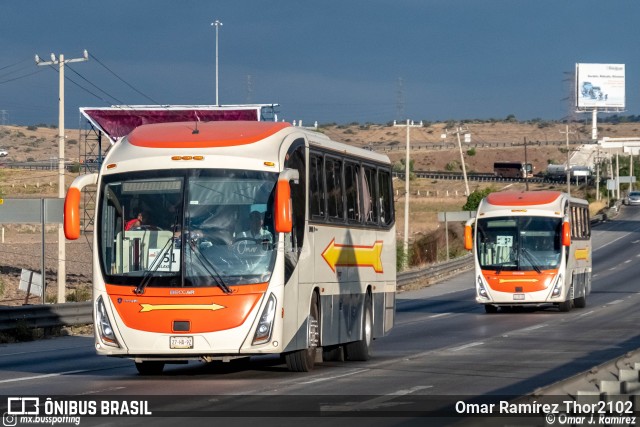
[135,361,165,375]
[558,299,572,312]
[285,292,319,372]
[574,295,586,308]
[345,294,373,361]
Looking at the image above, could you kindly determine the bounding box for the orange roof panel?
[486,191,563,206]
[128,121,291,149]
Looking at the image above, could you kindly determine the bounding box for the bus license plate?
[170,336,193,349]
[513,294,525,301]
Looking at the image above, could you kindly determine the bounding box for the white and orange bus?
[464,191,591,313]
[64,120,396,374]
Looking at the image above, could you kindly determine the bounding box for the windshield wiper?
[520,247,542,274]
[187,238,233,294]
[134,215,181,295]
[134,236,174,295]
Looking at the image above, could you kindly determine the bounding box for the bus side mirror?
[562,221,571,247]
[274,169,299,234]
[64,173,98,240]
[274,179,292,233]
[464,225,473,251]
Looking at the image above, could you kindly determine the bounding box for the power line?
[89,52,162,105]
[0,58,32,72]
[0,69,45,85]
[66,63,124,105]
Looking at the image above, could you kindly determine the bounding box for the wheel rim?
[364,307,372,346]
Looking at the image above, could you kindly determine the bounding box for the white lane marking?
[320,385,433,412]
[595,226,640,252]
[299,369,369,384]
[632,240,640,244]
[609,299,624,305]
[0,369,90,384]
[429,313,451,319]
[577,310,595,318]
[0,345,90,358]
[450,342,484,352]
[520,324,547,332]
[321,386,433,412]
[80,387,126,395]
[625,260,632,264]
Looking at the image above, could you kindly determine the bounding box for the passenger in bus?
[238,211,273,243]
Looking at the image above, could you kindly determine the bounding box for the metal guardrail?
[397,254,473,289]
[0,256,474,331]
[0,301,92,331]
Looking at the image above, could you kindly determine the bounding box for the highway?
[1,206,640,424]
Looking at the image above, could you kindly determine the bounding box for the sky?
[1,0,639,128]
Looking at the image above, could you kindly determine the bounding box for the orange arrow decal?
[139,302,225,313]
[321,239,383,273]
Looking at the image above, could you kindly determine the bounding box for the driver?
[238,211,273,243]
[125,211,147,230]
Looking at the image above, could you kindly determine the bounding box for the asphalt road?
[2,205,640,426]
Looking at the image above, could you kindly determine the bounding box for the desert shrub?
[463,187,496,211]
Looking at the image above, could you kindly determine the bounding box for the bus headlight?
[477,276,490,300]
[252,293,277,345]
[551,274,563,298]
[96,295,119,347]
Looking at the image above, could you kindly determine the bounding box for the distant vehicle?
[546,164,567,182]
[625,191,640,206]
[0,148,8,157]
[464,191,591,313]
[493,162,533,179]
[569,165,592,179]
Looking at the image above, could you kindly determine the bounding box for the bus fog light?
[96,295,120,348]
[252,293,276,345]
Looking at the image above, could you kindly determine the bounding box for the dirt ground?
[0,227,93,305]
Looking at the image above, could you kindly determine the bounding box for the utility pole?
[0,110,8,125]
[35,50,88,303]
[394,119,422,268]
[211,20,223,106]
[446,126,470,196]
[560,125,575,196]
[596,147,601,201]
[524,137,529,191]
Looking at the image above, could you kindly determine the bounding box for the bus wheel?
[345,294,372,361]
[135,361,165,375]
[285,293,319,372]
[574,295,587,309]
[484,304,498,314]
[558,299,572,312]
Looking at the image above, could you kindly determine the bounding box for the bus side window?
[345,161,360,223]
[325,156,344,222]
[378,168,393,226]
[309,153,324,219]
[363,165,377,224]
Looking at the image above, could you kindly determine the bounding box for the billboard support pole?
[592,109,598,141]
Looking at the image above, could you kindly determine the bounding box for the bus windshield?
[476,216,562,272]
[98,169,278,287]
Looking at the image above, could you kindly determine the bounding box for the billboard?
[576,63,625,109]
